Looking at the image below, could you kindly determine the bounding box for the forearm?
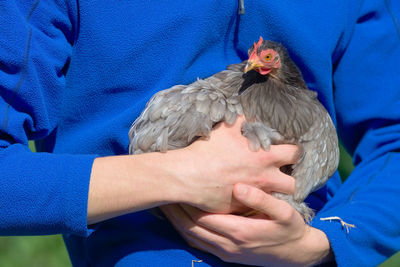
[87,151,191,225]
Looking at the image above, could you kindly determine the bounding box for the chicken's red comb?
[254,36,264,50]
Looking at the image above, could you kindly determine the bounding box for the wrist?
[160,148,203,206]
[128,151,189,205]
[299,226,333,266]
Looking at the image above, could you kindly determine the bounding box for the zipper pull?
[238,0,245,14]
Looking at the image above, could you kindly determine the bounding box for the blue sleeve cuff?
[0,144,98,237]
[62,152,99,237]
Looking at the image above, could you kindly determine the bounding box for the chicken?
[128,37,339,222]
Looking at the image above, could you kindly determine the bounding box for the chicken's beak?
[244,60,263,73]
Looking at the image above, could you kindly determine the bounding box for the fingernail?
[236,184,248,196]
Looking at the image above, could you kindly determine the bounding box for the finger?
[179,204,242,238]
[161,204,204,243]
[178,204,207,219]
[161,204,196,234]
[161,205,235,252]
[180,204,268,240]
[160,205,217,252]
[183,232,233,263]
[268,144,301,166]
[233,183,293,221]
[261,170,296,195]
[180,227,232,263]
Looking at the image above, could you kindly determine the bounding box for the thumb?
[233,183,267,211]
[233,183,286,219]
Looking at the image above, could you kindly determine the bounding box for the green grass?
[0,142,398,266]
[0,235,70,267]
[338,144,355,180]
[381,253,400,267]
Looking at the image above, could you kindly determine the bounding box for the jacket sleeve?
[0,1,97,236]
[311,0,400,265]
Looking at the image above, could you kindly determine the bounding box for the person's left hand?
[161,183,332,266]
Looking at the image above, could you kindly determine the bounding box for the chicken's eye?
[265,54,272,61]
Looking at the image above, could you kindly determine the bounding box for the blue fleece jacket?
[1,0,399,266]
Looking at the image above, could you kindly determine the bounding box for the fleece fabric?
[1,0,399,266]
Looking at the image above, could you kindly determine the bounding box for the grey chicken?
[128,37,339,222]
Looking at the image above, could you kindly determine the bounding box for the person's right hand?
[172,116,299,214]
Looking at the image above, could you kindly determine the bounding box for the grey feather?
[128,63,245,155]
[210,100,226,122]
[224,110,237,125]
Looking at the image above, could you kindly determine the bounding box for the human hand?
[161,183,332,266]
[173,116,299,214]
